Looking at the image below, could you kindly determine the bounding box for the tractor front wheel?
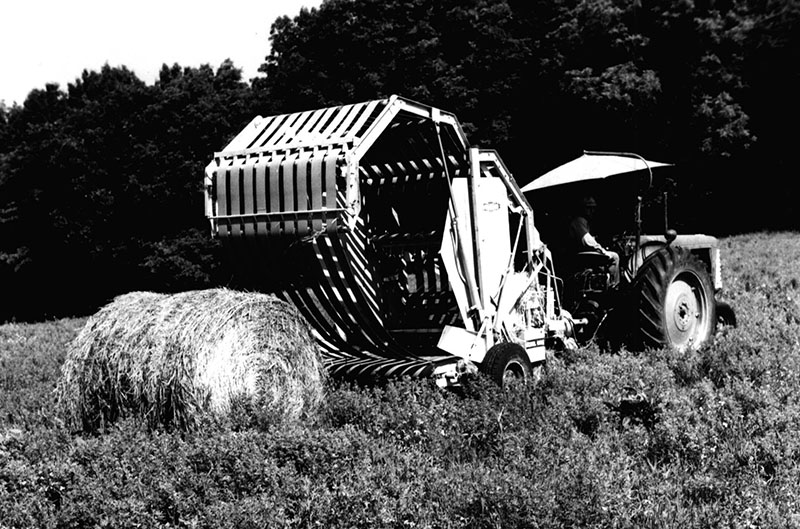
[481,342,534,388]
[634,246,716,351]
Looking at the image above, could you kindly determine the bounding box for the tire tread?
[633,245,716,350]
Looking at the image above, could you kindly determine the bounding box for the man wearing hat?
[568,195,620,286]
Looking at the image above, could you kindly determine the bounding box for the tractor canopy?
[521,152,672,193]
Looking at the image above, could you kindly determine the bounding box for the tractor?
[204,96,733,387]
[523,151,736,351]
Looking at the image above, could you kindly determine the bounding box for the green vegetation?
[2,232,800,527]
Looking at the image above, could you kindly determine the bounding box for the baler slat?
[271,110,313,147]
[282,233,457,378]
[268,153,283,236]
[283,285,351,351]
[340,227,383,319]
[214,168,228,238]
[254,158,268,236]
[296,264,377,352]
[310,155,324,232]
[338,227,385,321]
[296,154,309,235]
[324,152,339,232]
[329,104,363,139]
[301,107,330,137]
[208,150,349,237]
[348,100,382,138]
[320,104,356,139]
[300,245,386,354]
[319,235,430,361]
[308,106,338,137]
[241,158,257,238]
[247,113,288,150]
[313,237,397,352]
[229,163,243,238]
[280,153,296,235]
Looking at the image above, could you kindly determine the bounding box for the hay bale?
[57,288,326,431]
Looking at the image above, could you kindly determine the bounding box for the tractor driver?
[568,195,620,287]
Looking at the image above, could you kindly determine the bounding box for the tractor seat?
[575,251,613,268]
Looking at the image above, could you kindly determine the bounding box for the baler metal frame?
[205,95,573,386]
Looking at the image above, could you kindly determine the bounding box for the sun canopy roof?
[521,152,672,192]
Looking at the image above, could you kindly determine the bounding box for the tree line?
[1,0,797,321]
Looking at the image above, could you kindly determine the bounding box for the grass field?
[2,232,800,528]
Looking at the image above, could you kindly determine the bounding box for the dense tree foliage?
[0,64,253,320]
[0,0,796,320]
[261,0,796,228]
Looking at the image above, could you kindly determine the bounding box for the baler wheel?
[634,246,716,351]
[482,342,534,388]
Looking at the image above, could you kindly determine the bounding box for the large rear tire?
[634,246,716,351]
[481,342,533,388]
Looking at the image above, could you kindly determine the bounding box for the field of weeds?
[2,232,800,528]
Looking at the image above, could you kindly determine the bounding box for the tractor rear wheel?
[481,342,534,388]
[634,246,716,351]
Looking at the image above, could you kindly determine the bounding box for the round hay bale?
[57,288,326,431]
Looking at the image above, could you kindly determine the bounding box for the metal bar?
[348,99,381,137]
[279,232,456,379]
[351,96,399,161]
[254,156,268,236]
[296,154,310,234]
[258,113,293,148]
[342,228,383,318]
[309,106,337,136]
[635,195,643,269]
[305,240,387,356]
[208,207,346,221]
[214,168,229,238]
[315,237,408,355]
[268,153,283,236]
[283,286,350,351]
[320,104,356,139]
[310,154,324,232]
[241,158,257,237]
[280,152,296,235]
[246,114,285,149]
[221,115,264,152]
[326,233,385,325]
[229,161,242,238]
[324,152,339,232]
[583,150,655,190]
[331,104,364,138]
[468,148,484,307]
[272,110,313,146]
[435,119,480,326]
[298,107,329,136]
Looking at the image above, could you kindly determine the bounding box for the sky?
[0,0,323,106]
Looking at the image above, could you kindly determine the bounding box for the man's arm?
[581,232,606,253]
[571,217,613,257]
